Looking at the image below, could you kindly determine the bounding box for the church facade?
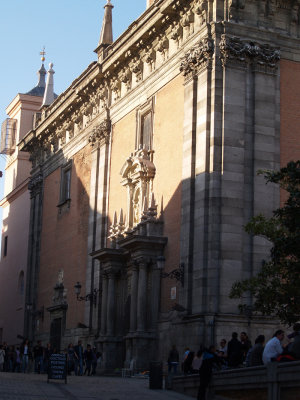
[2,0,300,369]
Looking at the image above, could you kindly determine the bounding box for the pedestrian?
[167,345,179,374]
[33,340,44,373]
[248,335,265,367]
[20,339,31,373]
[192,348,203,372]
[0,345,5,371]
[197,346,214,400]
[3,342,9,372]
[263,330,286,364]
[74,340,83,376]
[91,347,98,376]
[67,343,75,375]
[7,346,15,372]
[227,332,243,368]
[182,347,190,372]
[44,343,52,373]
[14,347,21,372]
[289,323,300,359]
[240,332,252,363]
[84,344,93,376]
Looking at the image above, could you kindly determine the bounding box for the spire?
[37,64,46,88]
[37,47,46,88]
[25,48,47,97]
[42,63,55,107]
[98,0,114,47]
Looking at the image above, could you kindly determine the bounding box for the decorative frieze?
[180,37,214,77]
[219,35,280,69]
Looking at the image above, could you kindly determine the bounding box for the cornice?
[19,0,300,171]
[0,177,30,207]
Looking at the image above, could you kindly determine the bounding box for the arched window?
[18,271,24,296]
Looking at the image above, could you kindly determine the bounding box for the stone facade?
[8,0,300,369]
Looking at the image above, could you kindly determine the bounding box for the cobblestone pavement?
[0,373,195,400]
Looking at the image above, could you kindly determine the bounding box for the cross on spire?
[40,47,46,63]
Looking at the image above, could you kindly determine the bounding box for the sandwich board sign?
[47,353,67,384]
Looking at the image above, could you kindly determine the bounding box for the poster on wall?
[47,353,67,384]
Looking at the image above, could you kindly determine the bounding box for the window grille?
[0,118,17,155]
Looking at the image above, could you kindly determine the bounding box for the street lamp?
[74,281,99,306]
[157,256,184,286]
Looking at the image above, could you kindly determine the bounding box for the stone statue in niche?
[120,148,156,230]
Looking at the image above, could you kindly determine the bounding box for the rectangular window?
[3,235,8,257]
[136,98,154,151]
[140,111,152,150]
[59,161,72,205]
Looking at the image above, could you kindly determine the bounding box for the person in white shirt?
[262,330,285,364]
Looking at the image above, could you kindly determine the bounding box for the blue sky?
[0,0,146,195]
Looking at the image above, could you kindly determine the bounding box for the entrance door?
[50,318,62,351]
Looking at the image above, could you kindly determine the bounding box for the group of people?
[167,324,300,400]
[0,339,102,376]
[67,341,101,376]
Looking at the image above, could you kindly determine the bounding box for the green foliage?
[230,161,300,326]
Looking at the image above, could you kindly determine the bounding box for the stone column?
[137,261,147,332]
[106,271,115,336]
[130,264,138,332]
[100,274,108,336]
[150,265,161,331]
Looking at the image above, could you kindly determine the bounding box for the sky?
[0,0,146,197]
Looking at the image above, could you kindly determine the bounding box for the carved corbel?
[155,34,169,61]
[119,67,132,91]
[267,0,276,16]
[63,117,74,139]
[170,21,182,48]
[180,37,214,77]
[110,77,121,101]
[130,57,143,83]
[193,0,208,26]
[56,127,66,147]
[291,1,300,24]
[141,46,156,72]
[73,108,83,131]
[180,7,194,35]
[99,84,109,109]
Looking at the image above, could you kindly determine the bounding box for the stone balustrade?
[171,361,300,400]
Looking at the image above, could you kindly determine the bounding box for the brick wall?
[37,145,92,336]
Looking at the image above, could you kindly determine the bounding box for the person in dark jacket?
[240,332,252,362]
[197,346,214,400]
[168,345,179,374]
[84,344,93,376]
[74,341,83,376]
[183,350,195,375]
[288,323,300,359]
[227,332,243,368]
[248,335,265,366]
[33,340,44,374]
